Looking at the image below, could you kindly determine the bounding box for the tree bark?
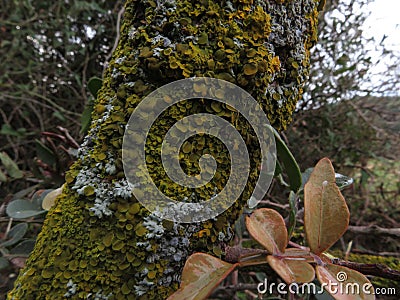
[9,0,323,299]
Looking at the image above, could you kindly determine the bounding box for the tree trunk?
[9,0,323,299]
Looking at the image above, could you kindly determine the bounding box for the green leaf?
[335,173,353,190]
[167,253,237,300]
[246,208,288,254]
[0,168,7,182]
[6,199,46,219]
[304,158,350,255]
[72,1,104,13]
[35,139,56,166]
[316,264,374,300]
[273,129,302,192]
[10,239,36,255]
[0,151,23,179]
[80,103,94,134]
[87,77,103,98]
[300,167,314,191]
[31,189,52,208]
[12,185,39,201]
[302,168,353,191]
[52,110,66,122]
[0,257,10,270]
[274,159,283,177]
[0,223,28,247]
[287,191,297,240]
[0,124,23,137]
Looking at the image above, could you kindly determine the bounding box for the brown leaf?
[267,255,315,284]
[316,264,375,300]
[167,253,237,300]
[246,208,288,254]
[304,158,350,255]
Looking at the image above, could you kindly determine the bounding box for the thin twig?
[332,258,400,281]
[347,225,400,238]
[103,6,125,74]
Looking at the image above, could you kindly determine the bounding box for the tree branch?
[347,225,400,238]
[332,258,400,281]
[225,246,400,281]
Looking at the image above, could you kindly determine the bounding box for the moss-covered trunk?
[9,0,322,299]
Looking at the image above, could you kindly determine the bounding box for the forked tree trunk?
[9,0,323,299]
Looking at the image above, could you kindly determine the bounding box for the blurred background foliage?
[283,0,400,272]
[0,0,125,294]
[0,0,399,297]
[0,0,124,193]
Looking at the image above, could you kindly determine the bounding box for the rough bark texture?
[9,0,322,299]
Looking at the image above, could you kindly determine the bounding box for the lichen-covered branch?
[9,0,323,299]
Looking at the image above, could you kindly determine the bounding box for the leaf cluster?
[168,158,374,300]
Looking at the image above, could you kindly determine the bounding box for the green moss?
[8,0,323,299]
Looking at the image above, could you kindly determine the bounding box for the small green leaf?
[167,253,237,300]
[10,239,36,255]
[0,223,28,247]
[80,102,94,134]
[6,199,46,219]
[0,257,10,270]
[35,139,56,166]
[300,167,314,191]
[302,168,353,191]
[0,124,23,137]
[52,110,66,122]
[273,129,302,192]
[335,173,353,190]
[287,191,297,240]
[87,77,103,98]
[0,151,23,179]
[274,160,283,177]
[12,185,39,201]
[0,168,7,182]
[31,189,52,208]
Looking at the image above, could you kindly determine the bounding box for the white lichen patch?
[86,290,112,300]
[72,163,136,218]
[143,213,165,239]
[113,178,133,199]
[133,215,199,296]
[64,280,77,298]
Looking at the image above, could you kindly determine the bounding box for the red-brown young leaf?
[316,264,375,300]
[267,255,315,284]
[167,253,237,300]
[304,158,350,255]
[246,208,288,254]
